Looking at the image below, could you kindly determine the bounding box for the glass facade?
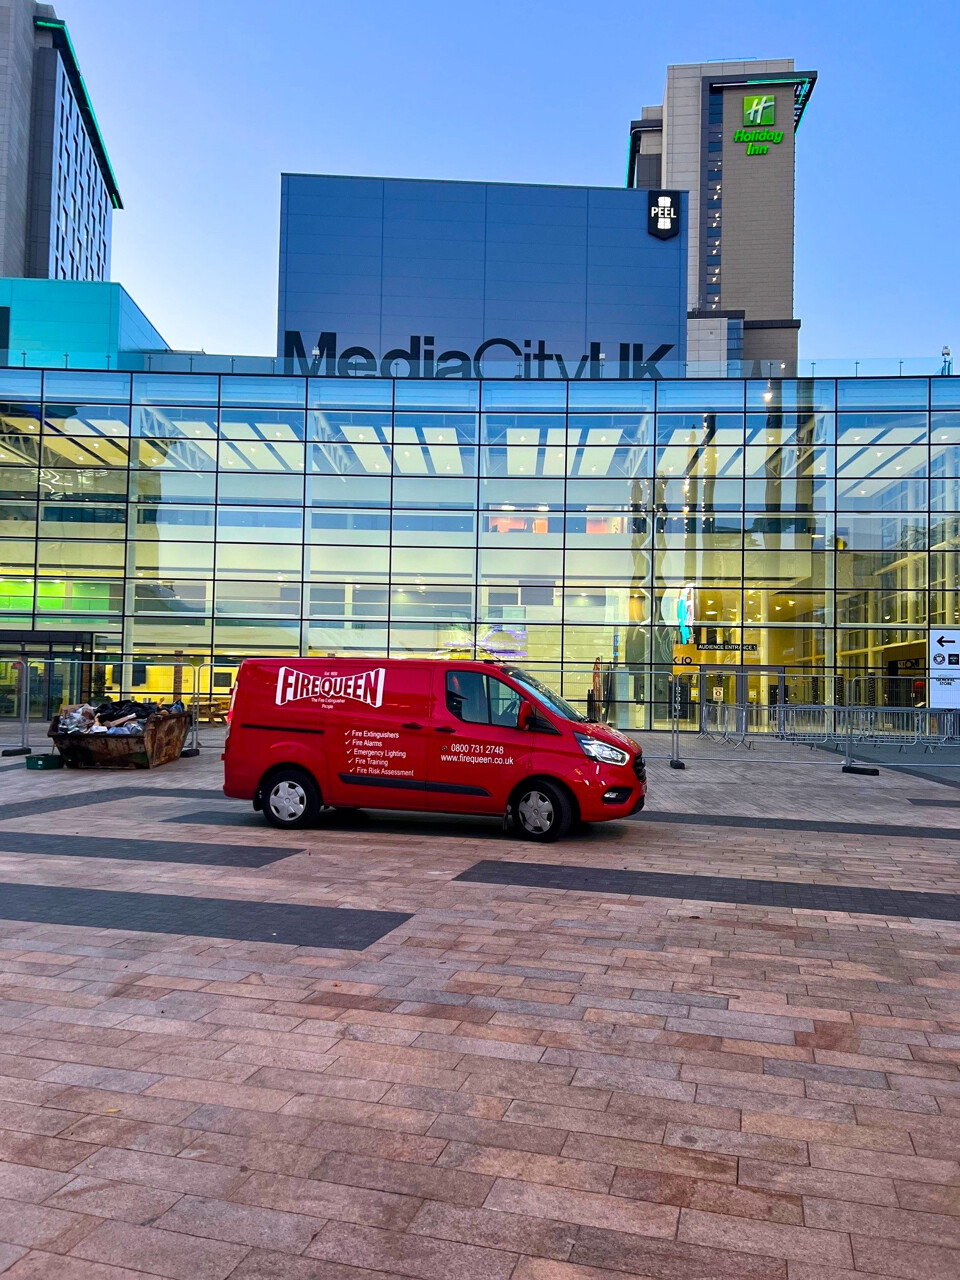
[0,366,957,726]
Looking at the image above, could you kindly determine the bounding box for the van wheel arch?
[255,762,320,807]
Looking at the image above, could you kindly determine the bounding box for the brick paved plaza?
[0,736,957,1279]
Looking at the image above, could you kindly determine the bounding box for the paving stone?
[153,1194,325,1252]
[44,1176,182,1224]
[408,1199,577,1260]
[305,1220,519,1280]
[70,1219,249,1280]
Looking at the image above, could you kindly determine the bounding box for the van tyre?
[514,780,572,843]
[262,768,321,829]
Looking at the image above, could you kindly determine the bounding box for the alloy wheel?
[518,790,554,833]
[269,780,307,823]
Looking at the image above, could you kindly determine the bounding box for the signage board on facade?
[647,191,682,240]
[929,629,960,708]
[282,331,676,380]
[732,94,784,157]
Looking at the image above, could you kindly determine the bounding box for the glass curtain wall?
[0,367,957,726]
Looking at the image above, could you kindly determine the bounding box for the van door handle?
[435,726,456,734]
[401,722,423,730]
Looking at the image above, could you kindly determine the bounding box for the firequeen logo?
[275,666,385,708]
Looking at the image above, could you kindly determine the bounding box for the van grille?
[632,754,646,783]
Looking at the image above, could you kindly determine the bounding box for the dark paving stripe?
[0,831,294,867]
[455,860,960,922]
[633,810,960,841]
[166,810,261,827]
[0,786,226,823]
[908,797,960,809]
[0,883,410,948]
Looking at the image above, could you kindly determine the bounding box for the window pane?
[568,382,654,411]
[657,381,744,412]
[215,543,302,578]
[0,469,37,500]
[656,414,743,446]
[133,373,219,405]
[44,371,130,403]
[306,474,391,507]
[479,478,565,510]
[40,502,124,539]
[216,507,303,542]
[219,409,305,442]
[835,514,926,550]
[38,540,124,574]
[130,471,217,504]
[308,410,391,446]
[836,379,927,410]
[307,509,389,544]
[746,379,835,411]
[0,370,42,400]
[219,376,305,408]
[836,413,927,441]
[133,405,217,439]
[447,670,488,723]
[836,477,927,511]
[481,382,566,411]
[745,413,834,445]
[217,472,304,505]
[127,540,215,578]
[0,402,42,436]
[308,378,392,409]
[489,677,522,726]
[304,621,388,654]
[395,381,479,411]
[134,438,217,469]
[0,435,39,466]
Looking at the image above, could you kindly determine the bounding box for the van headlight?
[575,734,630,767]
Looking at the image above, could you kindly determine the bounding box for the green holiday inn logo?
[743,94,775,126]
[733,92,784,155]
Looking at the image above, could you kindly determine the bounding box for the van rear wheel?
[514,781,572,843]
[262,768,321,829]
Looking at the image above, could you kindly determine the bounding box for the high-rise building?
[628,59,816,369]
[0,1,120,282]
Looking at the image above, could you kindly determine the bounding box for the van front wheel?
[262,769,321,829]
[514,781,572,843]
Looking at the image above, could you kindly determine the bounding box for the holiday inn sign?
[733,94,785,155]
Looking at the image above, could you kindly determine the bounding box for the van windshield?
[503,667,588,723]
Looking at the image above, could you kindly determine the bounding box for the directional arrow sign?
[929,630,960,707]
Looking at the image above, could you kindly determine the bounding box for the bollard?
[669,677,685,770]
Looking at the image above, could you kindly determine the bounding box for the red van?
[223,658,645,842]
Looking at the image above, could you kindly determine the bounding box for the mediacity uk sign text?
[283,332,677,380]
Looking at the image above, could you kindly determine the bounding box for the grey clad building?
[278,176,687,379]
[0,0,120,283]
[628,59,816,369]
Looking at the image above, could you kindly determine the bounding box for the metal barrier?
[646,695,960,776]
[773,704,832,744]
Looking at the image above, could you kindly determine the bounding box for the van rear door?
[425,667,531,814]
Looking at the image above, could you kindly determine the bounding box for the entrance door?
[699,665,785,707]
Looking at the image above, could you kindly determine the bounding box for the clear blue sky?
[68,0,958,360]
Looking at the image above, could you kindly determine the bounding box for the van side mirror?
[517,699,535,731]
